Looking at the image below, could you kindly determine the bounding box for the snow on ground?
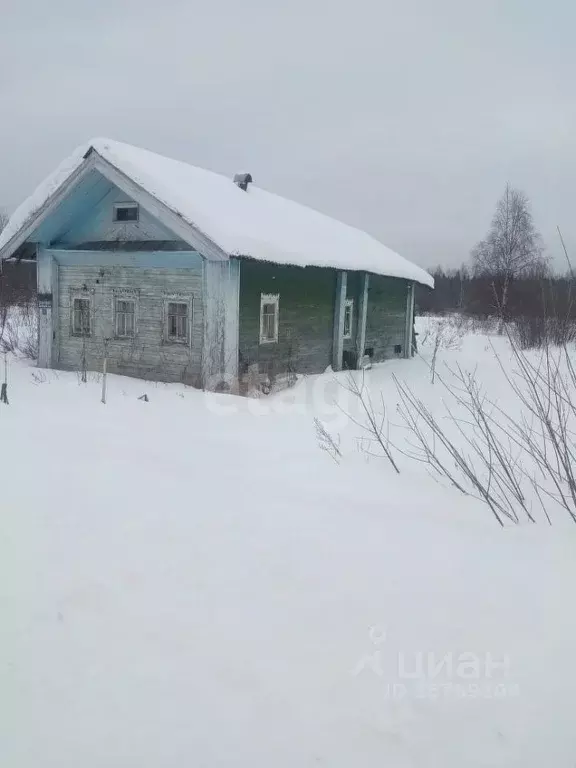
[1,317,576,767]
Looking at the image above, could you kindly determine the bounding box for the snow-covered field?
[1,317,575,767]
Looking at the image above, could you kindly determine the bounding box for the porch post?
[51,257,59,367]
[224,258,240,385]
[404,281,415,358]
[332,270,347,371]
[37,247,54,369]
[355,272,369,368]
[203,259,240,391]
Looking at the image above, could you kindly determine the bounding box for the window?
[343,299,353,339]
[166,301,189,343]
[260,293,279,344]
[113,202,139,222]
[72,297,91,336]
[115,298,136,338]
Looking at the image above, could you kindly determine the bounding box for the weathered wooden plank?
[52,249,203,269]
[404,281,415,358]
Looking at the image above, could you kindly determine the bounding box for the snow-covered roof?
[0,138,433,288]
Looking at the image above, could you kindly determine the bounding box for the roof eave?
[0,154,99,262]
[234,253,433,288]
[0,147,230,263]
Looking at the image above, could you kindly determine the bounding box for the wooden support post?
[51,257,59,367]
[101,338,109,404]
[224,258,240,388]
[202,259,240,391]
[37,248,53,369]
[101,355,107,404]
[332,271,347,371]
[356,272,369,368]
[1,352,8,405]
[404,281,415,358]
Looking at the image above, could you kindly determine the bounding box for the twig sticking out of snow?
[314,418,341,464]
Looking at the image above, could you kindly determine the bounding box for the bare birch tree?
[472,184,546,328]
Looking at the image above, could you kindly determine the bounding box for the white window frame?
[113,201,139,222]
[163,296,192,345]
[343,298,354,339]
[113,290,138,339]
[70,292,92,337]
[259,293,279,344]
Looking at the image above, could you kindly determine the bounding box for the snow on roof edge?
[0,143,90,257]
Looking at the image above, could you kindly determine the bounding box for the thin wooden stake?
[101,339,108,405]
[101,355,107,404]
[0,352,8,405]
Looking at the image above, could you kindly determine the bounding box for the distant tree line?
[416,184,575,348]
[416,265,572,318]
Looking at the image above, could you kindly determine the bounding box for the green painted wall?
[366,275,408,361]
[238,260,411,379]
[238,260,336,377]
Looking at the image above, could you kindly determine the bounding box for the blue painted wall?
[29,169,188,248]
[57,180,181,245]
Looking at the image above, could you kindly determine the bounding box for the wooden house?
[0,139,433,391]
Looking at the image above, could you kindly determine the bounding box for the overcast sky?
[1,0,574,271]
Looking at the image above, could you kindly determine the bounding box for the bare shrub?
[394,326,576,526]
[332,314,576,526]
[394,368,534,527]
[510,245,576,349]
[18,301,39,359]
[513,314,576,351]
[419,315,467,383]
[0,301,39,358]
[340,372,400,473]
[314,417,342,464]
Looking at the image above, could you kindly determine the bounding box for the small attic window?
[113,202,139,222]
